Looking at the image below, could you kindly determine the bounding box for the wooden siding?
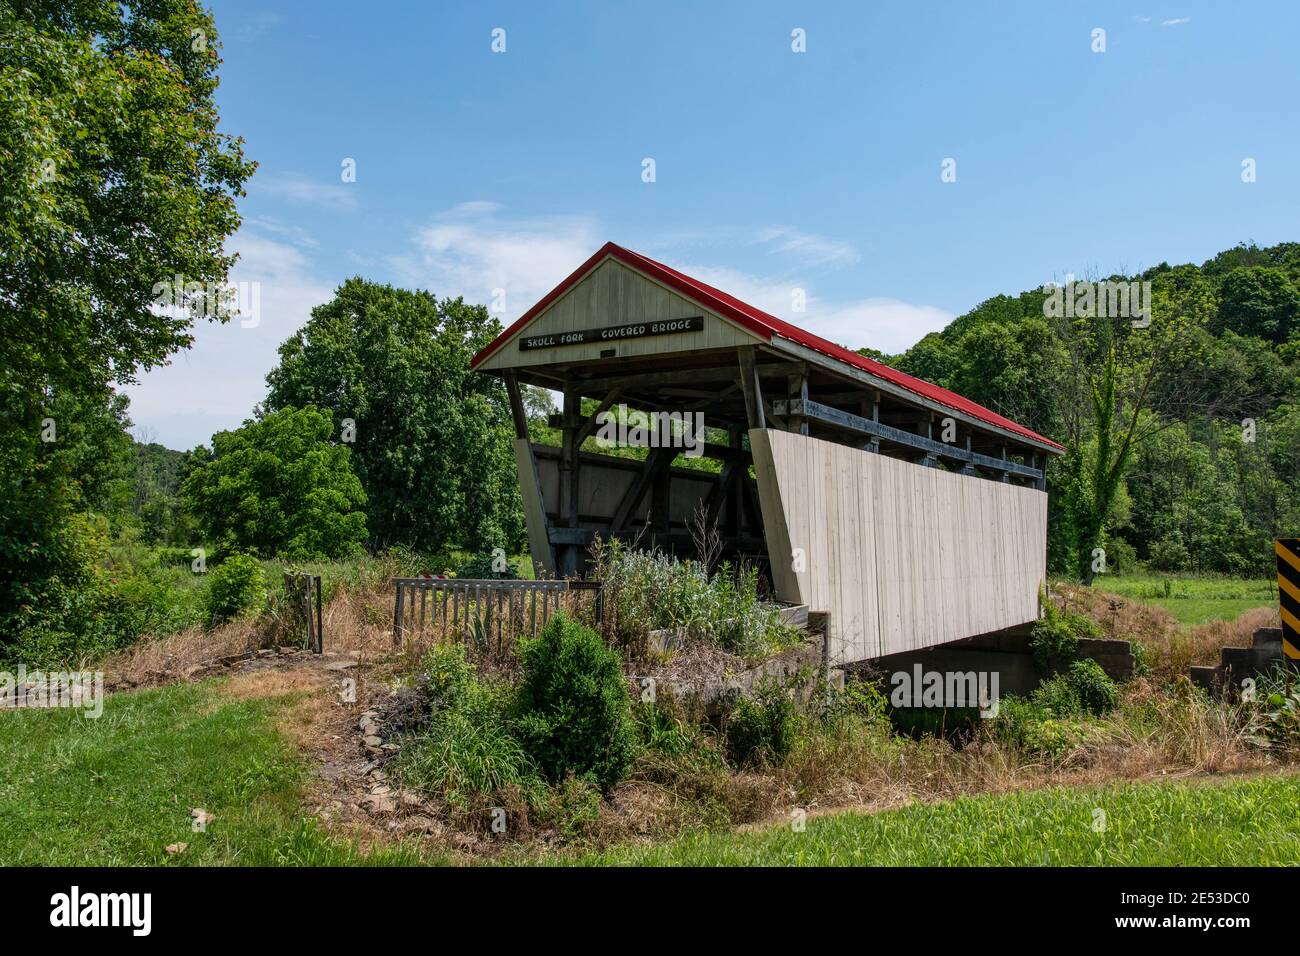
[476,258,762,372]
[751,428,1047,665]
[532,446,724,528]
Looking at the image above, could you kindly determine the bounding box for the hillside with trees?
[884,242,1300,579]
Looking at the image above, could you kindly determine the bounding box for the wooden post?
[725,424,741,536]
[504,372,529,440]
[392,583,404,646]
[651,461,670,543]
[787,367,809,436]
[506,371,555,577]
[737,346,766,430]
[917,413,937,467]
[559,389,582,576]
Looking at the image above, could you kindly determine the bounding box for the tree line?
[885,241,1300,578]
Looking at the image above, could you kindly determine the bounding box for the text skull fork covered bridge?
[471,242,1065,666]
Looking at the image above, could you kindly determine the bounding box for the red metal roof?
[472,241,1064,451]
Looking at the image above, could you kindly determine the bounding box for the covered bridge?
[471,242,1064,665]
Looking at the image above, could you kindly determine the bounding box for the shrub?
[513,612,637,792]
[1149,535,1191,572]
[454,551,519,580]
[1065,658,1119,715]
[590,536,800,656]
[725,678,800,767]
[203,553,267,625]
[1032,675,1084,718]
[816,678,889,730]
[991,695,1091,757]
[1030,595,1101,672]
[1250,682,1300,752]
[397,646,544,811]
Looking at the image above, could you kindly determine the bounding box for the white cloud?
[122,229,334,450]
[648,225,859,270]
[672,263,952,355]
[256,172,359,210]
[1162,17,1190,26]
[398,205,600,318]
[399,204,948,354]
[123,206,951,447]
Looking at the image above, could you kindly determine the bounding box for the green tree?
[0,0,253,655]
[182,406,367,560]
[1217,267,1300,343]
[264,279,524,553]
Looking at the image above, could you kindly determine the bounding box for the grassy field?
[5,674,1300,867]
[1090,573,1277,626]
[572,773,1300,866]
[0,679,433,866]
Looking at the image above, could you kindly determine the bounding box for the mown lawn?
[1092,573,1277,626]
[572,774,1300,866]
[0,680,435,866]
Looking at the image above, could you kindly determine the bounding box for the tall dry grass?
[1054,582,1280,683]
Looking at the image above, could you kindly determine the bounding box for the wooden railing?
[391,578,603,653]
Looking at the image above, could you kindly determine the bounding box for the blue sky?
[126,0,1300,449]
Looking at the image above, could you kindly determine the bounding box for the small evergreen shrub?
[513,612,637,792]
[203,553,267,625]
[725,678,800,767]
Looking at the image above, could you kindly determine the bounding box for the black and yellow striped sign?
[1278,538,1300,660]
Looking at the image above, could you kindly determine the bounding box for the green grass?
[1092,573,1277,626]
[0,680,442,866]
[570,773,1300,866]
[9,672,1298,867]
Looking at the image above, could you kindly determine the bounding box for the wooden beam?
[771,398,1043,482]
[548,527,597,546]
[737,346,766,430]
[609,446,675,531]
[503,372,529,440]
[574,387,624,447]
[569,366,743,394]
